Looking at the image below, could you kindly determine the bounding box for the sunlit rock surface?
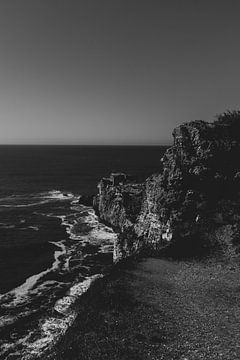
[94,115,240,261]
[93,173,144,261]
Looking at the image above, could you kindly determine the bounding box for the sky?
[0,0,240,145]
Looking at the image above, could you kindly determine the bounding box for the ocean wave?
[19,225,40,231]
[0,274,103,360]
[0,222,15,229]
[0,309,38,329]
[54,274,103,315]
[0,200,117,359]
[0,241,67,307]
[40,190,76,201]
[0,201,51,208]
[0,190,78,208]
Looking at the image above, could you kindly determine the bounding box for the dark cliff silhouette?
[93,111,240,261]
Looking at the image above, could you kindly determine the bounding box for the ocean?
[0,145,167,359]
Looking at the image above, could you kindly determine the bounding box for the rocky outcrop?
[94,112,240,261]
[93,173,144,261]
[137,118,240,257]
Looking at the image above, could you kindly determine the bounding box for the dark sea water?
[0,145,167,359]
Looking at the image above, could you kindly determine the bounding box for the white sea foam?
[55,214,80,241]
[0,198,118,359]
[48,240,67,270]
[0,275,103,360]
[71,196,80,205]
[22,315,76,360]
[20,225,40,231]
[0,203,115,309]
[41,190,75,201]
[0,309,38,328]
[29,226,40,231]
[57,206,117,250]
[0,314,18,328]
[29,280,65,297]
[54,274,103,315]
[0,222,15,229]
[0,332,34,359]
[0,190,77,208]
[0,200,50,208]
[0,241,67,306]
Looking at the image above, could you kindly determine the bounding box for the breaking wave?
[0,190,117,359]
[0,190,75,208]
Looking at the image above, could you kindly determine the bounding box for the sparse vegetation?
[215,110,240,135]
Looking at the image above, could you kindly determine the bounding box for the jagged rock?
[138,117,240,257]
[94,114,240,261]
[93,173,144,261]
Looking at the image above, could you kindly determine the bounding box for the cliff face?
[93,173,144,261]
[137,119,240,257]
[94,116,240,261]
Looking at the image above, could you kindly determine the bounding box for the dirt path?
[52,258,240,360]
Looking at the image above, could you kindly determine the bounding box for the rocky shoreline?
[47,112,240,359]
[92,113,240,263]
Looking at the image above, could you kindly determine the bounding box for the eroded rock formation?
[94,114,240,261]
[93,173,144,261]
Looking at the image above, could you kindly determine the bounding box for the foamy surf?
[1,274,103,360]
[41,190,75,201]
[54,274,103,315]
[0,190,77,208]
[0,191,118,360]
[0,275,104,359]
[0,240,67,307]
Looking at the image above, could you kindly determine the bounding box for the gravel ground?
[49,257,240,360]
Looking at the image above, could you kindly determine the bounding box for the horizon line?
[0,142,171,147]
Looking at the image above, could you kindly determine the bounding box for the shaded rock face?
[93,173,144,261]
[138,119,240,257]
[94,117,240,261]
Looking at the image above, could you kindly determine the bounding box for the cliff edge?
[93,112,240,261]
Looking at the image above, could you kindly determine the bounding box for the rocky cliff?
[93,173,144,261]
[93,112,240,261]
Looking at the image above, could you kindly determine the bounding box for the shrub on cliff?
[214,110,240,140]
[215,110,240,125]
[95,113,240,261]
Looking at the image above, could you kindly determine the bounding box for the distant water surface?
[0,145,166,196]
[0,145,167,359]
